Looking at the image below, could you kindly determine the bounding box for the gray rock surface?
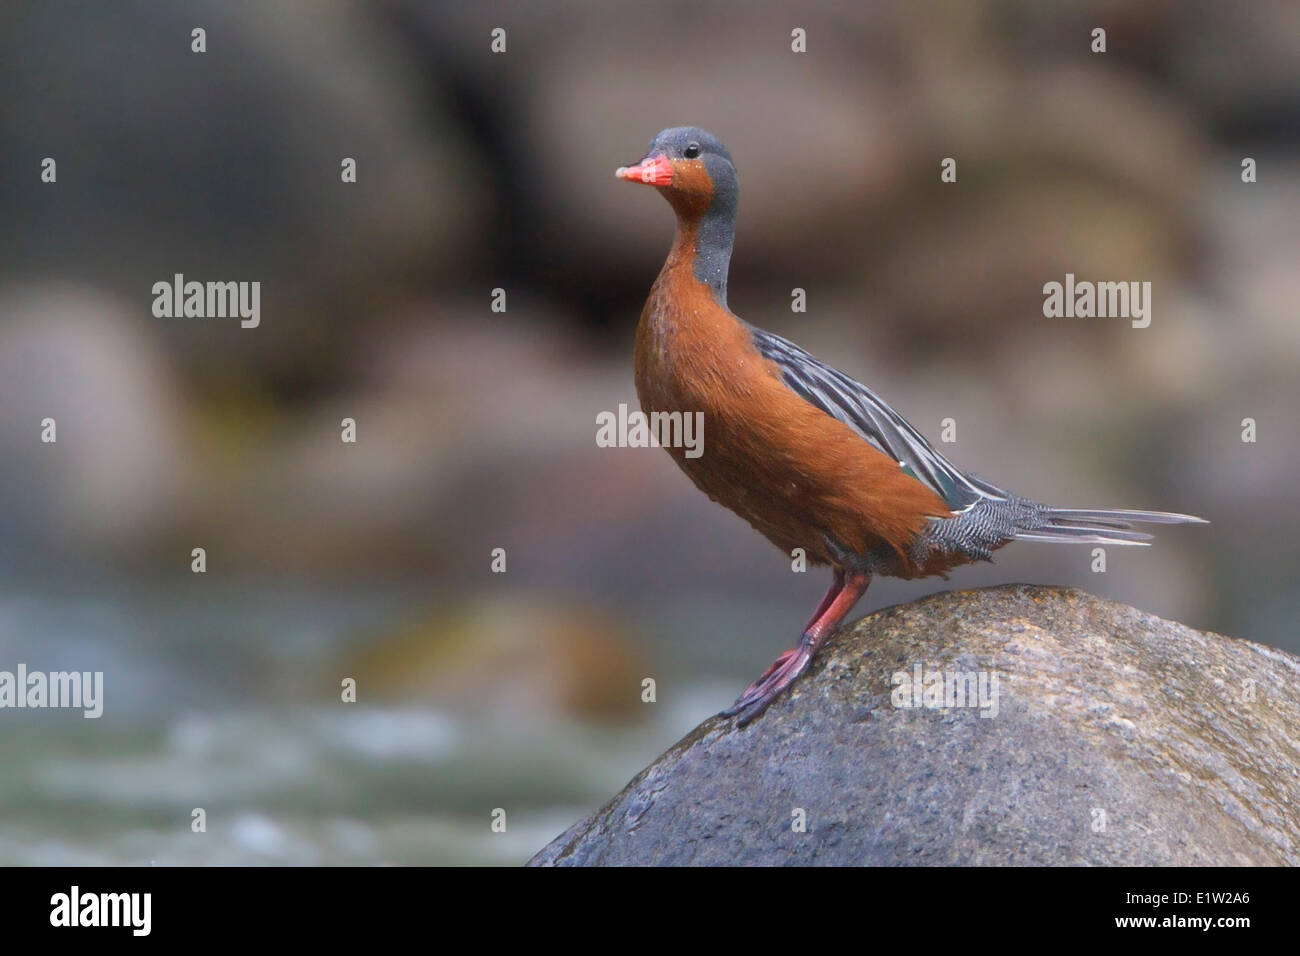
[530,585,1300,866]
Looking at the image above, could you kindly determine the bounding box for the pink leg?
[721,570,870,726]
[802,569,846,633]
[742,570,846,687]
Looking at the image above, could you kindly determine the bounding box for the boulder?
[530,585,1300,865]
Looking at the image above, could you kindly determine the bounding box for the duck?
[616,126,1206,725]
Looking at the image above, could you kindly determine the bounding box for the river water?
[0,578,767,865]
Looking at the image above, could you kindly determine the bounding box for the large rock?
[530,585,1300,866]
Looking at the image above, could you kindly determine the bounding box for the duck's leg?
[733,570,845,688]
[721,569,871,726]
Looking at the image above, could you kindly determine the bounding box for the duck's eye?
[683,142,701,159]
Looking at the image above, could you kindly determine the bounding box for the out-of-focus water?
[0,580,755,865]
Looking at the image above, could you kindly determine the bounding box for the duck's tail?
[1015,507,1208,547]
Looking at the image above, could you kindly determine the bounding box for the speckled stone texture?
[530,585,1300,866]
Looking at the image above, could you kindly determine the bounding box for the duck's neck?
[665,204,735,308]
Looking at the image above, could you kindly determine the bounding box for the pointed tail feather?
[1045,508,1208,526]
[1016,526,1153,546]
[1014,506,1206,547]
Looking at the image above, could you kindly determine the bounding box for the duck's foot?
[719,644,812,726]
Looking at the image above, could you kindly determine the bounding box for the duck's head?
[616,126,737,221]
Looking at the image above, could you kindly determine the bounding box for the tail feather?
[1017,526,1153,546]
[1045,508,1208,526]
[1014,506,1206,547]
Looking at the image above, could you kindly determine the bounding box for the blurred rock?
[0,0,482,388]
[346,596,645,722]
[869,65,1204,353]
[0,284,189,565]
[531,585,1300,865]
[1162,0,1300,135]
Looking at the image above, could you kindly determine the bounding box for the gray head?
[616,126,738,222]
[616,126,739,301]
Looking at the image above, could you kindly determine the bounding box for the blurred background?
[0,0,1297,864]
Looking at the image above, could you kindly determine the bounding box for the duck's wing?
[749,325,1207,545]
[749,326,1002,511]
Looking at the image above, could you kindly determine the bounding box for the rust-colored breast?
[634,246,952,574]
